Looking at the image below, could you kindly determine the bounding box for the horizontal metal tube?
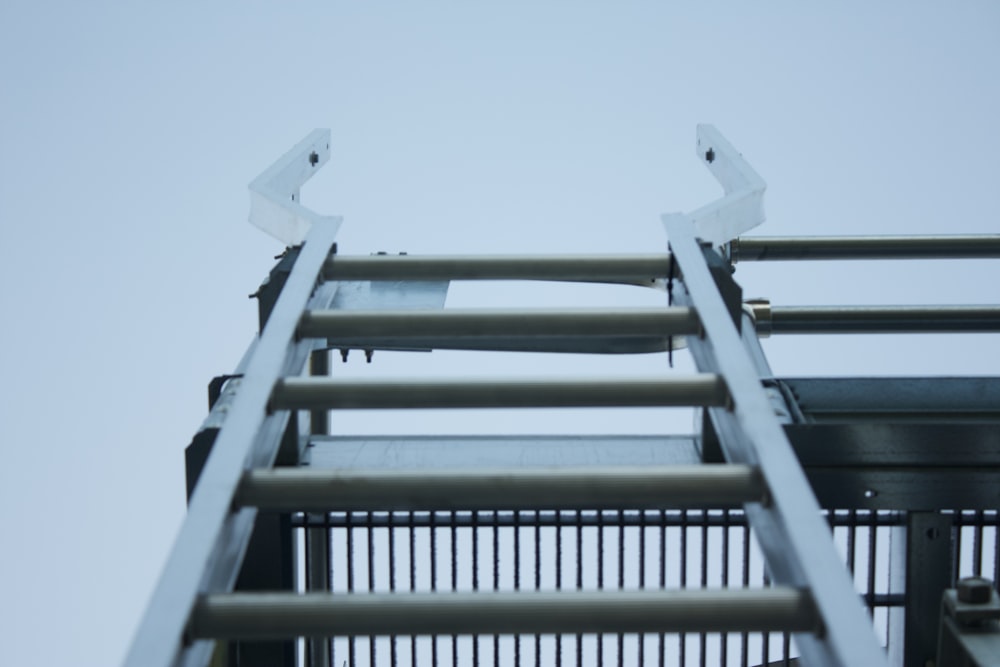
[190,589,817,639]
[324,254,673,283]
[270,375,728,410]
[298,307,700,339]
[236,465,765,511]
[733,235,1000,261]
[765,305,1000,334]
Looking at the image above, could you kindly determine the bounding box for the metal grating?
[288,509,1000,666]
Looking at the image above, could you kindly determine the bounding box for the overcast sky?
[2,3,999,666]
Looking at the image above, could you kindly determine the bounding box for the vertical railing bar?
[741,521,750,667]
[576,510,583,667]
[617,511,625,667]
[451,510,458,667]
[994,512,1000,592]
[700,514,708,667]
[389,512,397,667]
[327,513,334,667]
[494,512,500,667]
[659,509,666,667]
[954,515,963,583]
[973,510,984,576]
[408,511,416,667]
[867,512,877,617]
[367,512,376,667]
[992,512,1000,591]
[431,512,438,667]
[783,632,791,666]
[348,513,356,667]
[556,512,563,667]
[638,510,646,667]
[721,510,730,667]
[535,510,541,667]
[514,511,521,667]
[302,522,311,667]
[680,509,688,667]
[762,567,770,667]
[598,511,605,664]
[846,511,857,575]
[473,511,480,667]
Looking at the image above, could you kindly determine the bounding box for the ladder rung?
[190,589,818,640]
[298,307,701,339]
[324,254,674,283]
[235,465,765,511]
[270,375,729,410]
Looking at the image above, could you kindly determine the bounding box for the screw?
[957,576,994,604]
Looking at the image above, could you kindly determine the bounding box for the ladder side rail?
[123,222,341,667]
[665,217,889,667]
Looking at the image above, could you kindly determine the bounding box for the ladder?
[124,127,890,667]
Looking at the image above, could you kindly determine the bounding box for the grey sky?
[1,3,998,666]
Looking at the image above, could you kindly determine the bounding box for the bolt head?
[957,576,994,604]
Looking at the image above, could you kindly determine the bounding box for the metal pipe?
[324,254,673,283]
[235,465,765,511]
[732,235,1000,262]
[270,375,729,411]
[190,589,818,639]
[748,304,1000,334]
[298,307,700,339]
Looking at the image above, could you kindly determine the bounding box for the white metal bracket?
[668,124,767,246]
[249,129,343,245]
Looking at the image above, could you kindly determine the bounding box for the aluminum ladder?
[123,128,889,667]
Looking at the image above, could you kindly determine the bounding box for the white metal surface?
[249,129,342,244]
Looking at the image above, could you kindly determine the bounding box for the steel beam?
[189,589,819,639]
[235,465,765,511]
[323,253,672,284]
[269,375,729,410]
[732,234,1000,262]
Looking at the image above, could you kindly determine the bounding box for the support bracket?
[249,129,342,245]
[685,124,767,246]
